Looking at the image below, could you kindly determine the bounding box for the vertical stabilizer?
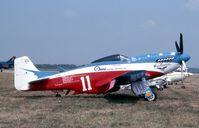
[14,56,39,91]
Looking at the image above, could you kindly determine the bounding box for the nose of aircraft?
[180,53,191,62]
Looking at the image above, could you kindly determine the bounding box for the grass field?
[0,71,199,128]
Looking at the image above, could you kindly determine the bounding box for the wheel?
[144,91,157,101]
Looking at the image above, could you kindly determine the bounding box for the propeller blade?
[182,61,188,73]
[175,41,180,53]
[181,63,183,80]
[180,33,183,54]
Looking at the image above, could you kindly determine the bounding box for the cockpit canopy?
[91,54,130,63]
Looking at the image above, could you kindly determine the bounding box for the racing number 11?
[80,75,92,91]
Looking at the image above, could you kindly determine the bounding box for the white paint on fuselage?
[46,62,180,80]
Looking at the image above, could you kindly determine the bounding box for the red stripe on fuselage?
[28,70,163,94]
[28,71,129,93]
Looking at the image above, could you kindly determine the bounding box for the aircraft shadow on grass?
[15,93,139,104]
[104,93,139,104]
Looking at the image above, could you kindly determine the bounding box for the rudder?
[14,56,39,91]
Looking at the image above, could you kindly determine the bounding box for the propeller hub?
[180,53,191,63]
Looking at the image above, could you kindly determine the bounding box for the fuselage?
[15,51,189,94]
[28,61,167,93]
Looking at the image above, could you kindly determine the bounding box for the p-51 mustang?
[14,34,190,101]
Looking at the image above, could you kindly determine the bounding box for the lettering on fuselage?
[154,63,168,70]
[94,66,106,71]
[94,65,126,72]
[154,57,174,71]
[62,76,73,84]
[156,57,174,63]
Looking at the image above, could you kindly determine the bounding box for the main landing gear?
[131,77,157,101]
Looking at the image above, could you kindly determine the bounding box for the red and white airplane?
[14,34,190,101]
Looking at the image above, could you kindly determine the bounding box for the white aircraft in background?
[165,70,193,85]
[148,68,193,89]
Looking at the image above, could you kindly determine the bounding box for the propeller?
[182,61,188,72]
[180,33,183,54]
[175,33,183,54]
[175,33,188,88]
[175,41,180,53]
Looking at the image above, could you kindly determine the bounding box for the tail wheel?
[56,93,62,97]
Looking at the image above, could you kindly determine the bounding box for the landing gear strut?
[131,77,157,101]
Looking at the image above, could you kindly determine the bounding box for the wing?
[115,70,158,85]
[99,70,163,93]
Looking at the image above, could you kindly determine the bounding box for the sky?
[0,0,198,67]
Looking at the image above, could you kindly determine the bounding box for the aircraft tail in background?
[7,56,16,63]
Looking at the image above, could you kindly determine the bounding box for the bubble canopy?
[91,54,130,64]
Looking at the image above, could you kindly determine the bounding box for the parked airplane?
[148,70,193,89]
[166,72,193,84]
[0,56,16,72]
[14,34,190,101]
